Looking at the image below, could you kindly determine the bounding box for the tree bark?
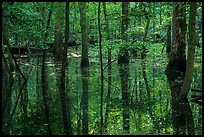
[79,2,89,68]
[98,2,104,133]
[179,2,197,99]
[166,24,171,54]
[41,3,53,135]
[59,2,72,135]
[171,2,186,60]
[118,2,129,64]
[165,2,195,135]
[2,54,14,135]
[53,9,63,61]
[119,2,130,132]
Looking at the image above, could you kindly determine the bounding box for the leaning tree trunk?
[165,2,195,135]
[141,3,151,99]
[2,15,27,134]
[179,2,197,99]
[2,54,14,135]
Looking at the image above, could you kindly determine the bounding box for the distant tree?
[102,2,112,133]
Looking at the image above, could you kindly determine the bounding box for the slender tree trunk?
[103,2,112,133]
[141,3,151,99]
[79,2,89,135]
[2,15,27,133]
[153,3,156,43]
[73,3,78,52]
[41,3,53,135]
[135,72,138,106]
[59,2,72,135]
[166,24,171,55]
[143,4,150,42]
[160,2,162,26]
[2,54,14,135]
[179,2,197,99]
[36,59,40,114]
[139,81,143,105]
[98,2,104,133]
[141,61,151,98]
[53,18,63,61]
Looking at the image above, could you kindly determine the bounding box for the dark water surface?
[4,45,202,135]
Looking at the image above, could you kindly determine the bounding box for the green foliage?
[2,2,202,135]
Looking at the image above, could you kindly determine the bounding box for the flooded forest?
[2,2,202,135]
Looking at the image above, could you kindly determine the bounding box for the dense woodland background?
[2,2,202,135]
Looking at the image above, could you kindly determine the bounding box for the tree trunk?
[78,3,90,134]
[53,15,63,61]
[98,2,104,133]
[160,2,162,26]
[59,2,72,135]
[165,2,194,135]
[103,2,112,133]
[153,3,156,43]
[142,3,151,59]
[180,2,197,99]
[2,15,27,133]
[118,2,129,64]
[2,54,14,135]
[171,2,186,60]
[79,2,89,68]
[143,5,150,42]
[166,24,171,55]
[41,3,53,135]
[141,3,151,99]
[118,2,130,132]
